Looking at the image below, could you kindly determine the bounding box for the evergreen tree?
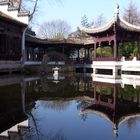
[81,15,89,27]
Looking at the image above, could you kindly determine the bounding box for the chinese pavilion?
[80,4,140,79]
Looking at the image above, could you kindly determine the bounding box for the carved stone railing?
[94,57,120,61]
[68,58,93,64]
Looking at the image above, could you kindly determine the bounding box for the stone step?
[8,131,21,140]
[0,136,9,140]
[0,120,28,137]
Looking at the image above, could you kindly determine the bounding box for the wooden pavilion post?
[84,48,86,58]
[87,48,90,59]
[94,43,96,59]
[77,48,80,59]
[113,23,117,60]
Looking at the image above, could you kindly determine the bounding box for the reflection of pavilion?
[92,74,140,87]
[121,76,140,88]
[81,82,140,137]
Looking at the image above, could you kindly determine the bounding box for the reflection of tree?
[96,85,112,96]
[40,100,70,112]
[77,100,91,111]
[21,74,93,139]
[40,76,68,93]
[22,100,68,140]
[118,85,140,101]
[80,113,88,122]
[127,117,138,130]
[22,98,68,139]
[45,130,67,140]
[77,100,93,121]
[22,128,67,140]
[40,74,93,96]
[21,81,42,140]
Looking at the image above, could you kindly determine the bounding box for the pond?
[0,73,140,140]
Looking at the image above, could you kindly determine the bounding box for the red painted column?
[94,43,96,59]
[113,23,117,60]
[77,48,80,59]
[87,48,90,58]
[113,39,117,59]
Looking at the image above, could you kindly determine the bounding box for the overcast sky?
[33,0,140,32]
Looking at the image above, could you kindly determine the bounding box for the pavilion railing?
[93,57,120,61]
[122,56,140,61]
[68,58,93,64]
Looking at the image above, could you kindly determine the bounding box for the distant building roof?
[26,30,94,45]
[26,34,66,44]
[67,29,94,45]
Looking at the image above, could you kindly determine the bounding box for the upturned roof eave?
[79,16,115,34]
[79,15,140,34]
[119,17,140,32]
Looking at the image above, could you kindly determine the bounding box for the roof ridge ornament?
[114,3,119,21]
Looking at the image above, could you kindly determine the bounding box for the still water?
[0,73,140,140]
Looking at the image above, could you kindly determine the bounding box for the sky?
[33,0,140,33]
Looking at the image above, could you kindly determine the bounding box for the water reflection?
[0,74,140,140]
[80,82,140,138]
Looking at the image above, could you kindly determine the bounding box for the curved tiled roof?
[80,15,140,34]
[79,4,140,34]
[119,17,140,32]
[79,16,115,34]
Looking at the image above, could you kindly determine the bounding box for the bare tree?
[20,0,39,65]
[90,14,106,27]
[94,14,106,27]
[37,19,71,39]
[20,0,61,64]
[123,1,140,25]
